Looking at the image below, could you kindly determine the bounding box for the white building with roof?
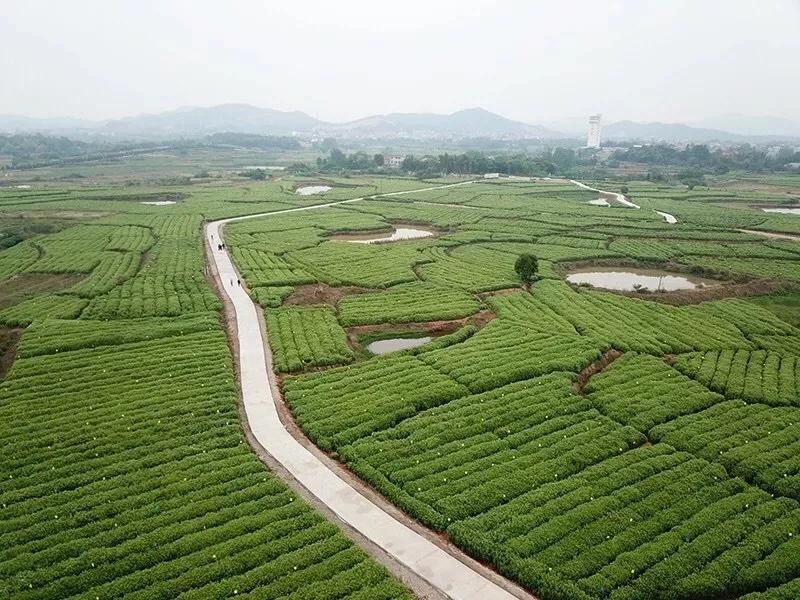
[384,154,405,168]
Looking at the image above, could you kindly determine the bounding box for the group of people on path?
[211,234,239,287]
[211,234,227,252]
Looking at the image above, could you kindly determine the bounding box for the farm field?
[0,177,422,599]
[226,176,800,600]
[2,173,800,600]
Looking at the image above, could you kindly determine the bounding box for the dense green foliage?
[451,445,800,600]
[235,176,800,599]
[584,353,725,431]
[4,173,800,600]
[417,319,603,393]
[611,143,800,173]
[514,253,539,283]
[266,305,354,372]
[652,400,800,501]
[337,282,479,326]
[0,319,409,599]
[283,354,468,451]
[674,349,799,407]
[0,177,424,599]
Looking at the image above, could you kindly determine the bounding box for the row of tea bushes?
[651,400,800,501]
[584,353,724,432]
[337,282,479,326]
[341,373,644,525]
[0,324,410,599]
[266,305,353,372]
[673,349,799,407]
[282,354,468,452]
[417,319,603,393]
[449,443,800,600]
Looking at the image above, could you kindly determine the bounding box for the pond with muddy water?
[332,227,435,244]
[566,267,716,292]
[366,336,432,355]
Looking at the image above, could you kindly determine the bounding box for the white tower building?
[587,114,602,148]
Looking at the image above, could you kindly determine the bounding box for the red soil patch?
[621,279,796,306]
[284,282,374,306]
[0,273,84,309]
[345,309,496,338]
[0,327,23,380]
[574,348,623,393]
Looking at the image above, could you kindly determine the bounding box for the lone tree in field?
[515,253,539,285]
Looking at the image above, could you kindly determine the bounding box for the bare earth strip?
[205,182,530,600]
[738,228,800,242]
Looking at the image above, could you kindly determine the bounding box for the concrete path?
[206,182,521,600]
[655,210,677,224]
[569,179,641,209]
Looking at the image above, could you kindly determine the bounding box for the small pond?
[334,227,435,244]
[762,207,800,215]
[366,336,432,355]
[566,267,714,292]
[296,185,332,195]
[140,200,176,206]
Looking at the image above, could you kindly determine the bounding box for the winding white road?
[655,210,677,224]
[205,182,523,600]
[569,179,641,209]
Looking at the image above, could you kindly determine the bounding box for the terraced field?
[0,178,422,599]
[3,175,800,600]
[225,177,800,600]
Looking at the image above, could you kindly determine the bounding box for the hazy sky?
[2,0,799,124]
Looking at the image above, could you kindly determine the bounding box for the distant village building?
[384,154,405,168]
[587,114,602,148]
[785,162,800,171]
[483,172,501,179]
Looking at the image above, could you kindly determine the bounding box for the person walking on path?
[237,279,241,286]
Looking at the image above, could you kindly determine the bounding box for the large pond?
[566,267,714,292]
[763,207,800,215]
[334,227,435,244]
[296,185,332,195]
[366,336,432,355]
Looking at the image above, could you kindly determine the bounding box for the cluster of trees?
[611,143,800,173]
[514,254,539,285]
[0,134,93,164]
[316,149,381,171]
[316,148,594,177]
[0,220,62,250]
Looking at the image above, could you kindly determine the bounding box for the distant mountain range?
[1,104,799,144]
[689,114,800,137]
[323,107,559,138]
[104,104,322,138]
[0,105,560,141]
[603,120,800,144]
